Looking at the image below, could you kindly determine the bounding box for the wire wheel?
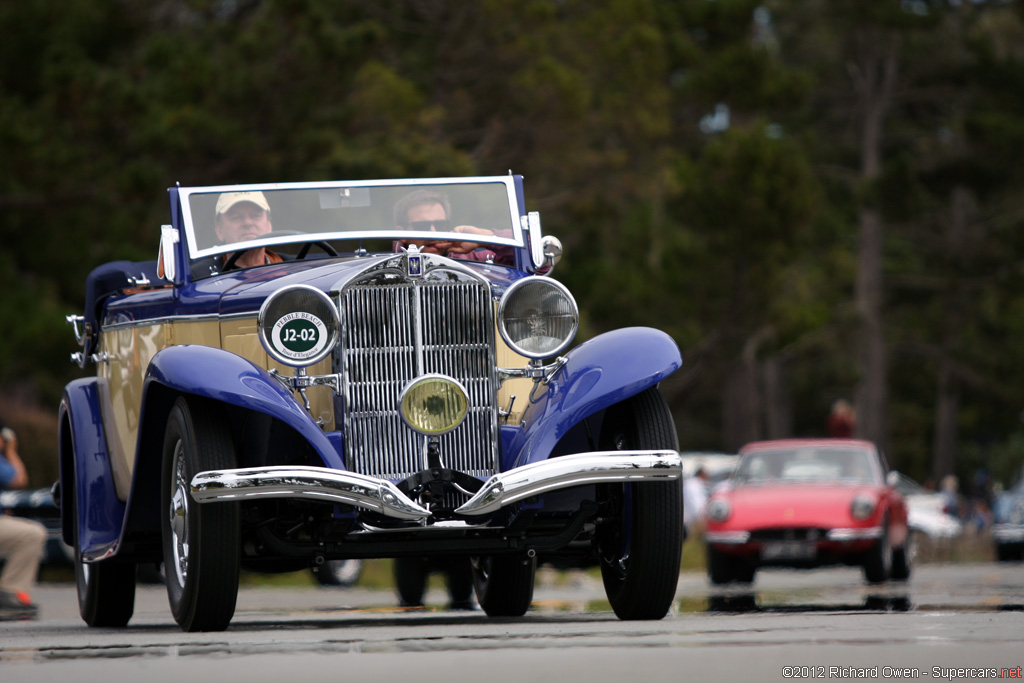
[160,396,240,632]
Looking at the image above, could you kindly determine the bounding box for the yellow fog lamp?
[399,374,469,435]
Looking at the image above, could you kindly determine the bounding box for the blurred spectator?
[827,399,856,438]
[969,498,993,534]
[683,467,709,534]
[940,474,961,518]
[971,467,992,506]
[0,423,46,621]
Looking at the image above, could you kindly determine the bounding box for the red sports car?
[704,439,910,585]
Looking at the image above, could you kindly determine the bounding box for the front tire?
[161,396,240,632]
[890,531,915,581]
[707,545,755,585]
[863,520,892,584]
[597,387,683,620]
[996,543,1023,562]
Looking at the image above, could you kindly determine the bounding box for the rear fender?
[58,378,125,558]
[503,327,681,470]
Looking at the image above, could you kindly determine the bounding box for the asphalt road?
[2,562,1023,683]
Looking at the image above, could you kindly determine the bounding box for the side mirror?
[886,471,900,487]
[540,235,563,275]
[158,225,180,283]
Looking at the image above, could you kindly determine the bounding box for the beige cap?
[215,191,270,215]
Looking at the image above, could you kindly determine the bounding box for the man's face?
[405,202,449,232]
[215,202,272,243]
[403,201,449,249]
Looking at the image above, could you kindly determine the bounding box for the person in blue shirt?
[0,423,46,620]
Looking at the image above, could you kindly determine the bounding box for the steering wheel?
[296,240,339,260]
[221,231,339,271]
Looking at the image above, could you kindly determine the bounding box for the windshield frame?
[176,176,525,261]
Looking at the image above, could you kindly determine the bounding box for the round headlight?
[707,498,732,523]
[497,277,578,359]
[258,285,339,367]
[399,374,469,435]
[851,494,876,521]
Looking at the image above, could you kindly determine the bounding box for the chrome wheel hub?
[168,443,190,587]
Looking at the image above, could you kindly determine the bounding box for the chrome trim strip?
[455,450,682,516]
[826,526,884,541]
[351,519,491,534]
[98,311,234,332]
[704,531,752,544]
[81,540,121,563]
[189,466,432,520]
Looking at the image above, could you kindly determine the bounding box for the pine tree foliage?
[2,0,1024,485]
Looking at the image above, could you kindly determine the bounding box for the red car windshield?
[733,447,880,486]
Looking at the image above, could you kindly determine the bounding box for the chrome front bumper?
[991,524,1024,543]
[190,450,681,521]
[705,526,884,546]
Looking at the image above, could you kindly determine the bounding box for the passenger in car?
[392,189,514,265]
[213,191,284,268]
[189,191,284,278]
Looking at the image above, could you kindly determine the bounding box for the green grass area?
[681,533,708,571]
[238,558,396,589]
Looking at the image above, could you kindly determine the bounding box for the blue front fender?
[143,345,344,468]
[503,327,682,470]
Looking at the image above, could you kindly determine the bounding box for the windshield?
[178,177,524,260]
[732,447,881,486]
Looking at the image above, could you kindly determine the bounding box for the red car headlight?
[851,494,876,521]
[707,498,732,522]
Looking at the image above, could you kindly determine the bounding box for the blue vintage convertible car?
[58,175,683,631]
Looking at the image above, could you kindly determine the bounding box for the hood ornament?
[406,243,423,278]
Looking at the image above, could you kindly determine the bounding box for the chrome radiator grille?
[338,276,498,482]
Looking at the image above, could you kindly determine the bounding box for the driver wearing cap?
[214,191,283,269]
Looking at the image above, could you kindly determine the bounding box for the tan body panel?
[99,317,333,501]
[494,342,532,426]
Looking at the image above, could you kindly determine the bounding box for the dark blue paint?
[60,379,127,558]
[144,345,345,469]
[503,327,682,472]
